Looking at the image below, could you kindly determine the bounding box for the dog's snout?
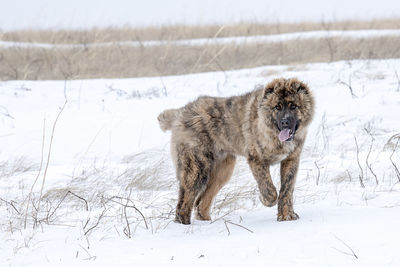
[280,119,290,129]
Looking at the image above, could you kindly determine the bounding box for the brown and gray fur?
[158,78,314,224]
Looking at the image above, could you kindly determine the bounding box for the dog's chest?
[266,141,296,164]
[270,153,289,164]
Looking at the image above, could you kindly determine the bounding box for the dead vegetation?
[0,149,258,238]
[0,156,37,178]
[1,19,400,80]
[2,18,400,44]
[1,35,399,80]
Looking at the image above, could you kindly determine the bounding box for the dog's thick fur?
[158,78,314,224]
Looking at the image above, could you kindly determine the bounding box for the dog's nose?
[280,119,290,129]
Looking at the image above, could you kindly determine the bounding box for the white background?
[1,0,400,30]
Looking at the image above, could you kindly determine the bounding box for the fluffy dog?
[158,78,314,224]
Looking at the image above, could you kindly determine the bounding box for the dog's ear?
[292,80,309,94]
[264,85,274,97]
[263,79,280,98]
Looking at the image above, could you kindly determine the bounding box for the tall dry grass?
[1,18,400,44]
[1,36,399,80]
[1,19,400,80]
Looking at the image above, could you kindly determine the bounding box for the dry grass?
[1,18,400,44]
[1,36,399,80]
[1,19,400,80]
[0,157,37,178]
[0,149,257,234]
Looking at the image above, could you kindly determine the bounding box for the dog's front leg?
[247,155,277,207]
[277,153,300,221]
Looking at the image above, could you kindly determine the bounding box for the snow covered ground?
[1,58,400,266]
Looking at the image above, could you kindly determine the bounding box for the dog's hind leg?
[175,147,214,224]
[194,154,236,221]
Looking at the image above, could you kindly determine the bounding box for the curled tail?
[158,108,179,132]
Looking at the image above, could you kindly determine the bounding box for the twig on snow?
[68,191,89,211]
[314,161,321,185]
[346,169,352,182]
[390,138,400,182]
[35,97,68,221]
[0,197,20,214]
[339,76,357,98]
[0,105,14,119]
[48,190,89,221]
[395,70,400,92]
[107,195,149,231]
[223,219,254,235]
[331,233,359,259]
[364,130,379,185]
[84,208,107,236]
[223,220,231,236]
[24,118,46,229]
[354,135,365,188]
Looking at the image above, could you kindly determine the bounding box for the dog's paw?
[175,212,191,225]
[259,192,277,207]
[195,211,211,221]
[277,212,299,221]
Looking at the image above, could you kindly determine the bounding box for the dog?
[158,78,315,224]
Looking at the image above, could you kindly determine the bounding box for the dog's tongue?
[279,129,291,142]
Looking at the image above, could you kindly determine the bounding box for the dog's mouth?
[278,124,298,142]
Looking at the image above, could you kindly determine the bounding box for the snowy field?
[2,1,400,265]
[1,57,400,266]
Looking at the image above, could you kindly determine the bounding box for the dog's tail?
[158,108,180,132]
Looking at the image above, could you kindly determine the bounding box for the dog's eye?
[274,105,282,111]
[290,104,298,110]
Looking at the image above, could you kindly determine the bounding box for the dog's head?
[259,78,314,142]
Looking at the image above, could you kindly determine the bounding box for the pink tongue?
[279,129,291,142]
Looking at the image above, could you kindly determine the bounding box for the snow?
[6,205,400,267]
[1,58,400,266]
[1,0,400,30]
[2,3,400,264]
[2,29,400,48]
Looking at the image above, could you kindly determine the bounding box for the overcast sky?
[1,0,399,30]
